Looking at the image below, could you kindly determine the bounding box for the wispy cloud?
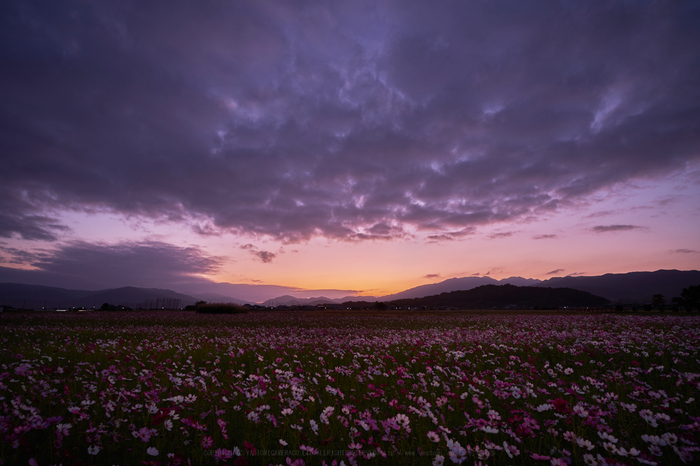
[584,210,616,219]
[591,225,646,233]
[427,228,475,242]
[533,234,557,240]
[423,273,441,280]
[488,232,516,240]
[672,248,699,254]
[546,268,565,275]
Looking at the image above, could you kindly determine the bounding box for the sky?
[1,0,699,302]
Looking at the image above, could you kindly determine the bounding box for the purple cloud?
[0,240,222,289]
[591,225,646,233]
[488,232,516,240]
[533,234,557,240]
[250,250,277,264]
[0,1,698,243]
[546,269,565,275]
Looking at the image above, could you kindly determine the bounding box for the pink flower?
[138,427,152,442]
[214,449,234,460]
[201,435,213,448]
[531,453,551,460]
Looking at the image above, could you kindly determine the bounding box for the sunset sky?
[1,1,699,302]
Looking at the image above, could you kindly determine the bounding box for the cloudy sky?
[1,0,699,301]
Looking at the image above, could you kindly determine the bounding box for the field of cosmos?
[1,311,699,465]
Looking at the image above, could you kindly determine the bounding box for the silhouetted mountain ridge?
[0,284,200,309]
[538,270,700,303]
[386,284,609,309]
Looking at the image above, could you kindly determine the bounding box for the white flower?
[279,439,288,446]
[648,445,663,457]
[448,441,467,464]
[56,423,72,436]
[603,442,618,454]
[598,431,618,444]
[433,454,445,466]
[576,438,595,451]
[661,433,678,445]
[642,434,666,446]
[427,431,440,442]
[87,445,100,455]
[147,447,159,456]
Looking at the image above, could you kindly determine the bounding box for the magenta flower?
[552,398,568,414]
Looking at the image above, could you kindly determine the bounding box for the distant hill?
[262,295,340,307]
[388,284,609,310]
[185,292,250,305]
[538,270,700,303]
[262,276,542,305]
[0,283,93,308]
[379,276,543,301]
[0,283,200,309]
[77,287,199,309]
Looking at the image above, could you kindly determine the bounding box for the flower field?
[1,311,699,466]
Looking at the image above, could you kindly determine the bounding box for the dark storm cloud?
[0,240,222,289]
[2,1,699,242]
[591,224,646,233]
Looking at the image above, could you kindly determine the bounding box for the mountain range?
[1,269,698,310]
[0,284,200,310]
[387,284,610,310]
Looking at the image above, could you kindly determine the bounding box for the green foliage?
[652,294,666,312]
[680,285,700,311]
[99,302,131,311]
[194,302,247,314]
